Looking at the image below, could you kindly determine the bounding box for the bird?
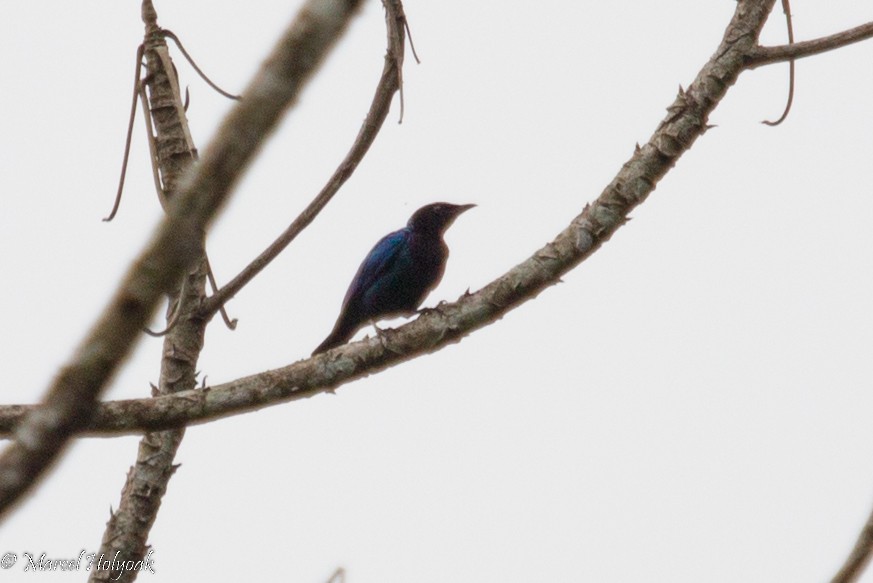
[313,202,475,355]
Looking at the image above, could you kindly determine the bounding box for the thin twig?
[0,0,367,520]
[104,44,146,222]
[403,16,420,64]
[142,297,181,337]
[200,0,410,319]
[162,29,242,101]
[762,0,794,126]
[93,2,216,577]
[128,30,236,331]
[831,504,873,583]
[747,20,873,67]
[390,0,411,123]
[0,0,784,439]
[205,256,237,329]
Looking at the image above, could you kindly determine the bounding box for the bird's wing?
[341,228,410,308]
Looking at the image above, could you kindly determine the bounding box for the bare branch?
[201,0,410,319]
[748,20,873,67]
[831,503,873,583]
[0,0,781,440]
[91,2,205,577]
[0,0,365,519]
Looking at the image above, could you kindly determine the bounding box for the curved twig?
[142,297,182,337]
[762,0,794,126]
[831,505,873,583]
[403,16,420,65]
[0,0,366,519]
[162,29,242,101]
[200,0,410,319]
[391,0,412,123]
[104,44,146,222]
[205,256,237,329]
[0,0,783,439]
[91,4,209,576]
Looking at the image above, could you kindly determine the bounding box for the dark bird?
[313,202,475,355]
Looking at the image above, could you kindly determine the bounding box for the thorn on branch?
[326,567,346,583]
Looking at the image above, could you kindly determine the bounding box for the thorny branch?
[90,1,205,580]
[3,2,783,435]
[200,0,412,319]
[105,27,239,222]
[7,2,873,582]
[0,0,365,518]
[106,19,238,333]
[12,1,873,447]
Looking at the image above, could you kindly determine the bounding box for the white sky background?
[2,1,873,581]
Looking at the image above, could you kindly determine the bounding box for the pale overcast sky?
[2,1,873,582]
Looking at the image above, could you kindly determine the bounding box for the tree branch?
[747,20,873,67]
[831,503,873,583]
[0,0,365,519]
[0,0,780,441]
[90,2,205,580]
[200,0,410,319]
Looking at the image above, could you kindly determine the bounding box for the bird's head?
[408,202,476,234]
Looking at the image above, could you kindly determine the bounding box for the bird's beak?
[442,203,475,230]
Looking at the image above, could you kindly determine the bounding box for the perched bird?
[313,202,475,355]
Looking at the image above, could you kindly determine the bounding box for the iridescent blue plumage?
[313,202,474,355]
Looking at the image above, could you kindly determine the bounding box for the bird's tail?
[312,319,358,355]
